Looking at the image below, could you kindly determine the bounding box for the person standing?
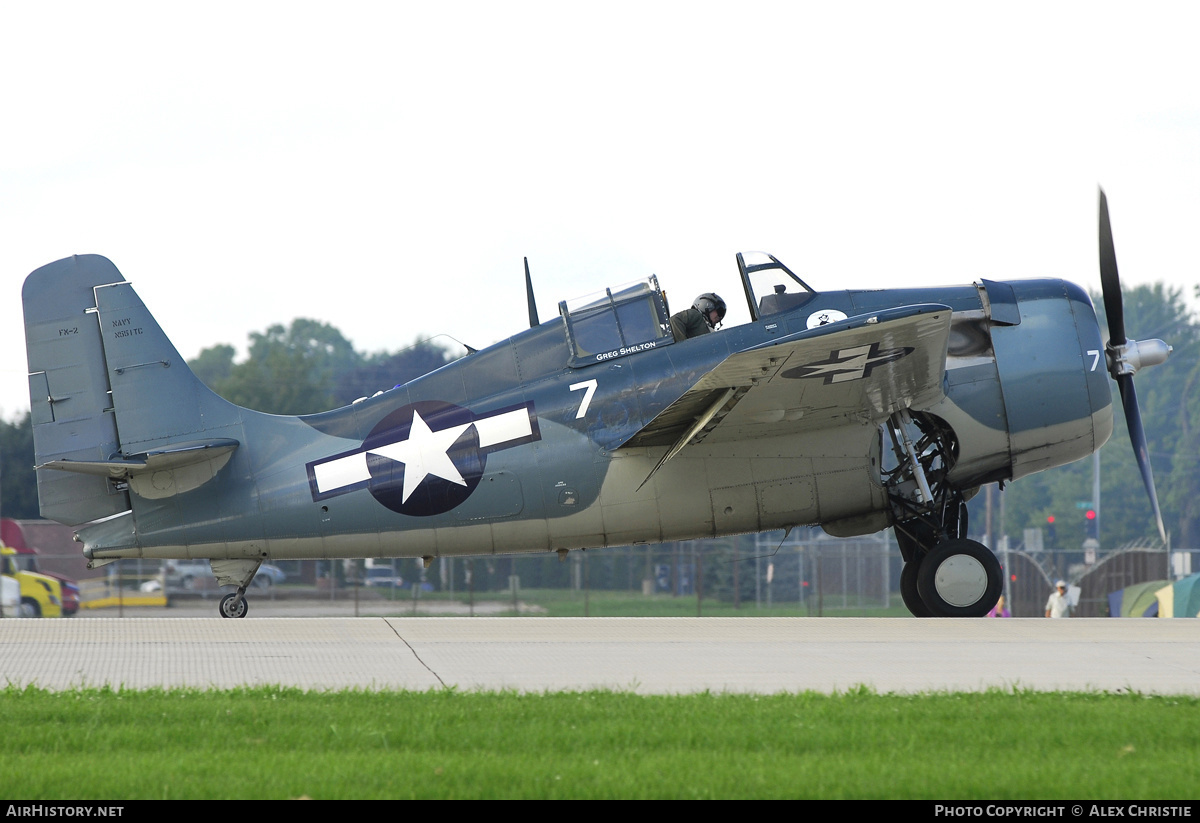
[1045,580,1071,618]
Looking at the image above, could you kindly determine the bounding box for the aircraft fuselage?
[32,261,1109,565]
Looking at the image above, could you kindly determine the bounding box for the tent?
[1154,582,1174,618]
[1166,574,1200,618]
[1106,580,1170,617]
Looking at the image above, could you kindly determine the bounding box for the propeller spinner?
[1097,189,1172,543]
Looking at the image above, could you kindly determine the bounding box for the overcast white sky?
[3,1,1198,420]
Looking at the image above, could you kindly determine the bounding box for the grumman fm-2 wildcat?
[21,191,1169,618]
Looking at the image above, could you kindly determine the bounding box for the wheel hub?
[933,553,988,607]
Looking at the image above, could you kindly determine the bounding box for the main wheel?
[900,559,934,617]
[219,592,248,619]
[916,539,1002,618]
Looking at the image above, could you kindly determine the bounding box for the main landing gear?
[900,538,1003,618]
[886,410,1003,618]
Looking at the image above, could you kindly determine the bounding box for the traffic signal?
[1084,509,1098,540]
[1046,515,1057,547]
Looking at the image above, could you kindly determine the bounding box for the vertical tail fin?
[23,255,240,525]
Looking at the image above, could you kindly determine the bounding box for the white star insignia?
[369,411,472,503]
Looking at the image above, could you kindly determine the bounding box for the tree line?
[188,319,459,415]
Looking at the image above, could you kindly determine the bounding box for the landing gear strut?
[886,410,1003,618]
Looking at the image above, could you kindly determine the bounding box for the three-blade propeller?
[1098,189,1171,543]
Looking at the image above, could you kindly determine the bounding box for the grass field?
[4,686,1196,799]
[378,587,914,618]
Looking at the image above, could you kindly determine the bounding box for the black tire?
[219,593,248,619]
[916,539,1002,618]
[900,560,934,617]
[20,598,41,618]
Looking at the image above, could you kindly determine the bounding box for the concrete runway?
[3,615,1198,694]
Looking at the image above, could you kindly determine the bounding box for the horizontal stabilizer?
[38,439,239,477]
[38,439,239,500]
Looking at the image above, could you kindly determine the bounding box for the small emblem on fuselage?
[782,342,914,384]
[806,309,848,328]
[306,400,540,516]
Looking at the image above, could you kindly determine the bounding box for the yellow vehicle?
[1,545,62,618]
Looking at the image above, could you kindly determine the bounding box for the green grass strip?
[1,686,1195,799]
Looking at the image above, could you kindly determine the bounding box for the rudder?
[24,256,128,524]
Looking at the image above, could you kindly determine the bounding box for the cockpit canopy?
[560,277,674,367]
[557,254,816,367]
[737,251,817,320]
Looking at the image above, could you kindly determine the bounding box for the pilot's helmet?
[694,293,727,328]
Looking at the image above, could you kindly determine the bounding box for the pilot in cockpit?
[670,293,726,341]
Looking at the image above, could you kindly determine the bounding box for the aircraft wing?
[621,303,952,451]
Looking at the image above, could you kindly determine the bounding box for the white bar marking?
[474,407,533,447]
[314,453,371,494]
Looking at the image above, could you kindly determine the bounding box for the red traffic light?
[1047,515,1055,524]
[1085,509,1097,520]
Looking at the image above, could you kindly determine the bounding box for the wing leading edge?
[622,304,952,460]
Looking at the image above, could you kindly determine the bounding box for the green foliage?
[194,319,359,414]
[2,686,1197,799]
[335,342,456,407]
[0,411,38,519]
[189,320,456,415]
[188,343,235,388]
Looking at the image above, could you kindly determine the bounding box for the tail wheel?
[219,592,248,619]
[916,539,1002,618]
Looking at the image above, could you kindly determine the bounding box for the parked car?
[163,559,212,590]
[251,564,286,589]
[163,559,285,590]
[364,566,404,588]
[57,578,81,615]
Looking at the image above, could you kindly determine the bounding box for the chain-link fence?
[14,513,1189,617]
